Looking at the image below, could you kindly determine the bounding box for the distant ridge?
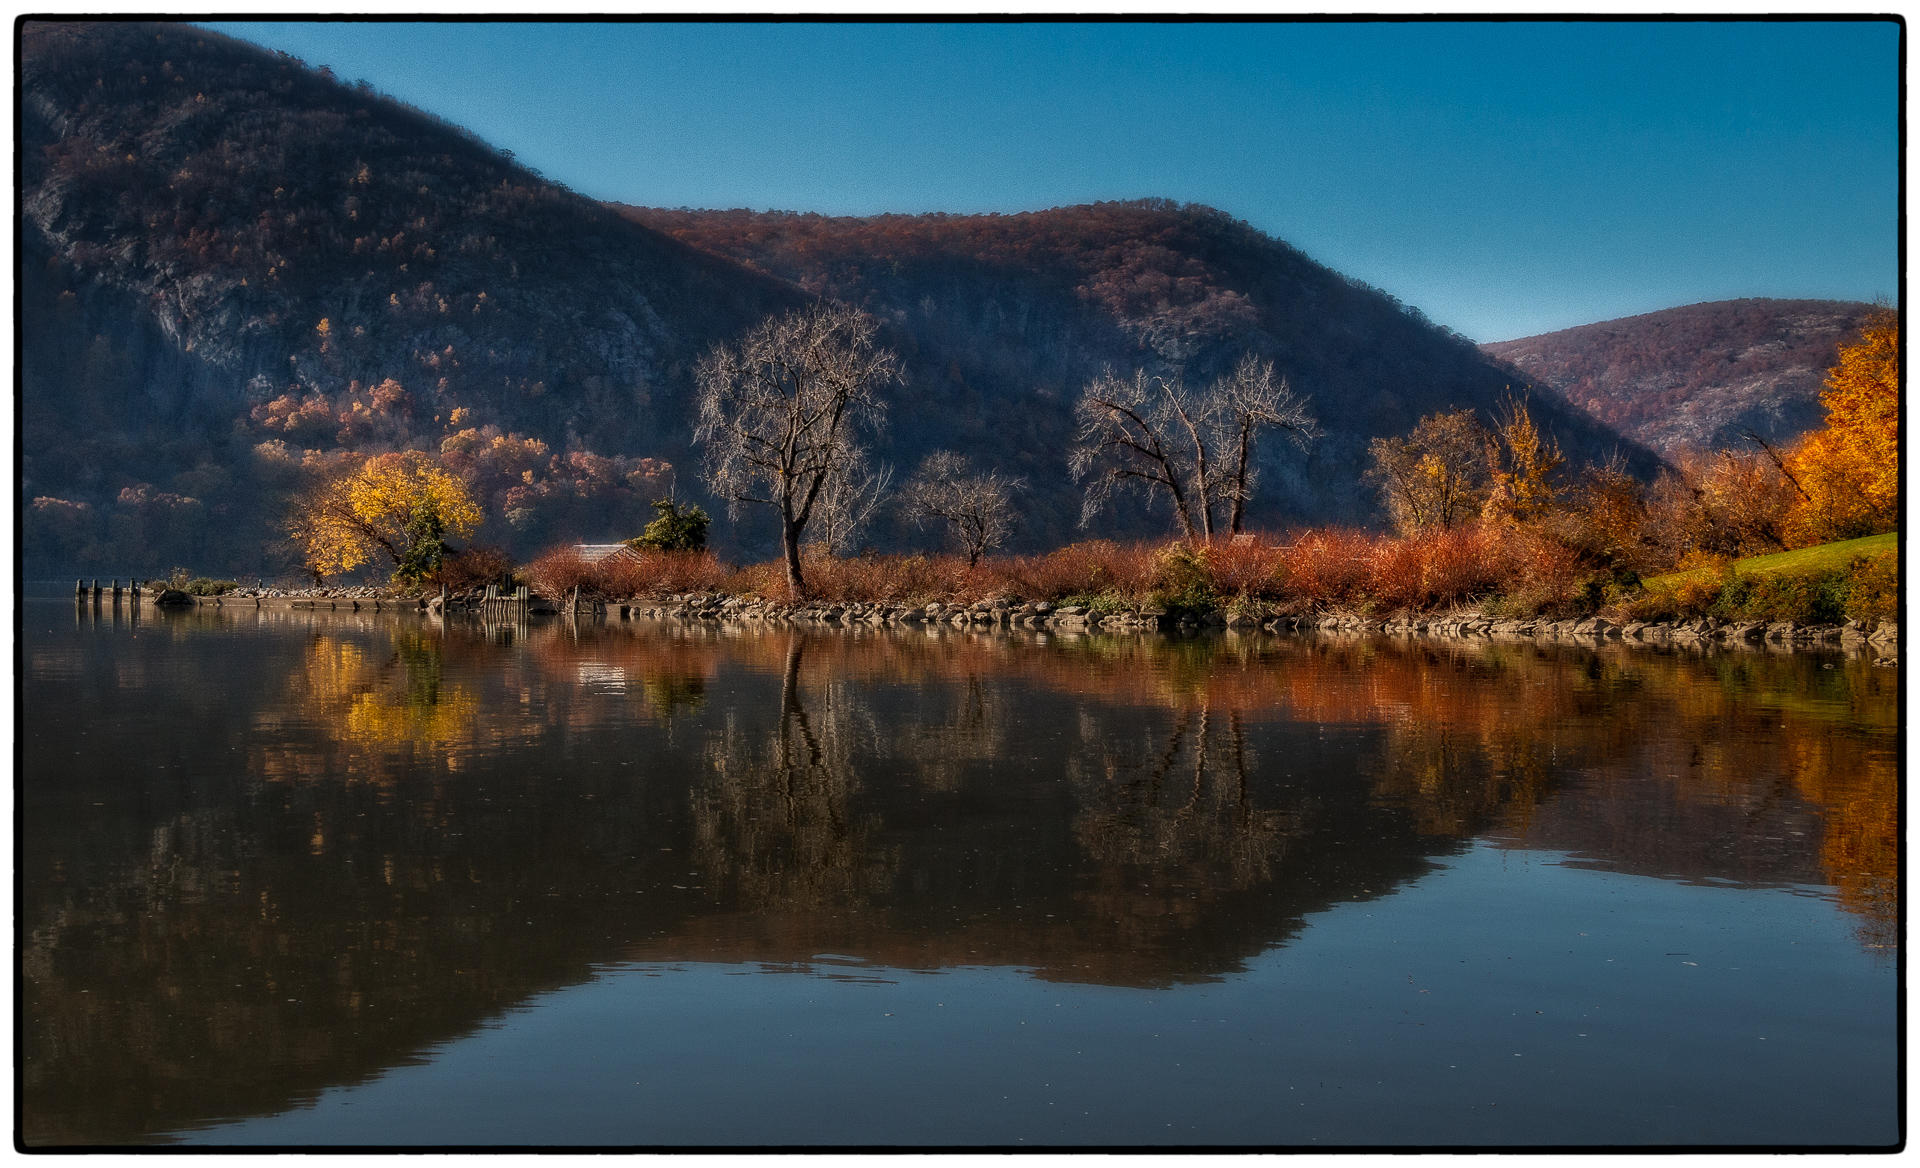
[1481,298,1877,455]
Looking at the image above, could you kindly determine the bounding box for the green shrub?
[1058,590,1130,615]
[627,498,710,553]
[179,577,239,595]
[1147,543,1219,616]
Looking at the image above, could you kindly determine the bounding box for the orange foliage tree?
[1786,309,1899,544]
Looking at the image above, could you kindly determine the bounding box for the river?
[20,600,1900,1147]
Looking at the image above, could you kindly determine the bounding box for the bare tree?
[1070,359,1316,540]
[804,446,893,557]
[1071,367,1205,539]
[693,303,902,597]
[1208,355,1319,535]
[899,451,1025,567]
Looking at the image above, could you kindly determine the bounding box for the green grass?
[1644,532,1899,590]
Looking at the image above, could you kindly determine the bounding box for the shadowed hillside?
[22,19,802,573]
[622,202,1661,545]
[1482,298,1878,455]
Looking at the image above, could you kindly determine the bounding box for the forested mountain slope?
[622,203,1658,544]
[22,20,801,573]
[23,20,1654,575]
[1481,299,1877,455]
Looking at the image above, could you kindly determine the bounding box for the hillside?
[620,203,1658,547]
[1481,299,1877,455]
[23,20,1655,577]
[22,19,802,574]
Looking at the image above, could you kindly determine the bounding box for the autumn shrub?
[522,546,594,599]
[797,550,964,603]
[1608,573,1721,624]
[1843,552,1900,623]
[1609,550,1896,626]
[993,540,1162,601]
[1277,528,1374,607]
[428,545,516,592]
[1363,534,1426,610]
[1147,542,1219,614]
[1201,538,1289,600]
[1713,570,1850,625]
[596,549,731,597]
[1418,525,1506,607]
[719,558,783,600]
[1483,526,1606,618]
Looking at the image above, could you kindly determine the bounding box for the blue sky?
[201,19,1899,342]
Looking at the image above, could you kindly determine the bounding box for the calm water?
[21,600,1900,1148]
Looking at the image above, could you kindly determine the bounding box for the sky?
[199,18,1899,343]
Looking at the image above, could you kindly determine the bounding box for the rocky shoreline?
[156,585,1900,656]
[606,593,1901,655]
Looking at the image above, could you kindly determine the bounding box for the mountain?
[22,19,1653,577]
[618,203,1658,546]
[1481,299,1876,456]
[22,19,802,574]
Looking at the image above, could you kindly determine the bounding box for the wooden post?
[76,579,85,598]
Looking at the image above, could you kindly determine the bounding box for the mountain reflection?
[21,610,1898,1143]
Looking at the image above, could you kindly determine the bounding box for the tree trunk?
[1166,476,1198,541]
[1228,423,1253,534]
[782,516,807,600]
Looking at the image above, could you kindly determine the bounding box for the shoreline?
[612,594,1900,655]
[140,588,1900,657]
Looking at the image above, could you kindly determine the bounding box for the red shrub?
[1200,537,1289,599]
[598,549,730,597]
[1365,535,1428,610]
[991,540,1163,600]
[1419,525,1503,607]
[1492,526,1595,614]
[428,545,516,592]
[1278,528,1374,606]
[523,546,594,599]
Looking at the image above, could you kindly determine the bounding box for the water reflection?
[20,608,1898,1144]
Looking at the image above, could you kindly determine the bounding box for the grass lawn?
[1644,531,1900,590]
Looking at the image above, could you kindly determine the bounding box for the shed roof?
[573,543,642,564]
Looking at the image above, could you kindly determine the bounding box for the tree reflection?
[1073,705,1297,891]
[19,610,1900,1144]
[690,635,899,909]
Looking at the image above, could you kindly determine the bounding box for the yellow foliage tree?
[1786,309,1900,544]
[1482,395,1565,527]
[289,450,481,581]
